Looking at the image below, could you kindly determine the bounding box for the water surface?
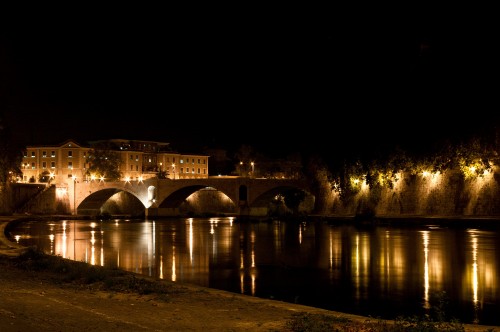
[8,217,500,326]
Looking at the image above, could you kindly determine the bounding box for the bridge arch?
[77,187,146,216]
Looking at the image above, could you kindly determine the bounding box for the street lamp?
[171,163,176,179]
[251,162,254,178]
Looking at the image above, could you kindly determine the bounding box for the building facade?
[20,139,209,187]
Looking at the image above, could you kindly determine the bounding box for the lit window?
[68,162,73,169]
[51,162,55,168]
[31,162,35,169]
[42,162,47,169]
[42,151,47,158]
[31,152,35,158]
[68,151,72,158]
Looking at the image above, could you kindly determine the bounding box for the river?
[7,216,500,326]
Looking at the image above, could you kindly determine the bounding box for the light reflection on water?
[8,217,500,326]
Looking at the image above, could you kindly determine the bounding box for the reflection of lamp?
[72,175,77,215]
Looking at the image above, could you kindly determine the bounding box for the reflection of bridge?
[73,177,312,217]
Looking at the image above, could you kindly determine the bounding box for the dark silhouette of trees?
[86,143,122,181]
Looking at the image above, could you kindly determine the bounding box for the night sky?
[1,6,499,160]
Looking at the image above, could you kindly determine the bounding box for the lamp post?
[251,162,254,178]
[171,163,176,179]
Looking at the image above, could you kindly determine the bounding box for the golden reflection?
[100,230,104,267]
[49,233,54,255]
[274,221,282,253]
[90,230,95,266]
[251,230,255,268]
[159,255,164,279]
[353,234,360,298]
[472,235,478,304]
[251,272,256,296]
[62,221,67,258]
[172,245,176,282]
[422,231,430,309]
[240,270,245,294]
[299,223,302,244]
[189,218,193,264]
[329,230,332,269]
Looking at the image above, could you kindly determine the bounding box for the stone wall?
[326,167,500,217]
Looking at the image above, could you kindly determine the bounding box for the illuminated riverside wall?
[325,167,500,217]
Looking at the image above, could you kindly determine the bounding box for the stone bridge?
[72,177,312,217]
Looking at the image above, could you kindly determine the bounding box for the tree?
[282,188,306,216]
[38,170,51,183]
[0,113,24,214]
[0,113,23,184]
[86,143,122,181]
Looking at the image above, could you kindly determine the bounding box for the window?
[130,155,133,160]
[136,165,139,171]
[68,151,73,158]
[31,152,35,158]
[31,162,35,169]
[51,162,55,168]
[180,168,183,173]
[42,151,47,158]
[68,162,73,169]
[197,168,200,174]
[180,159,184,164]
[136,155,139,161]
[51,151,56,157]
[42,162,47,169]
[203,168,206,174]
[198,159,200,164]
[130,165,133,171]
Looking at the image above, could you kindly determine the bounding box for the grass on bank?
[2,247,497,332]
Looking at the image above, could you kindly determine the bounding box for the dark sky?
[1,6,499,160]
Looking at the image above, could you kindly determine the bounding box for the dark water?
[7,217,500,326]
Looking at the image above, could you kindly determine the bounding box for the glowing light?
[422,231,430,309]
[189,218,193,265]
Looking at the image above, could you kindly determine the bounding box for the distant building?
[20,139,209,187]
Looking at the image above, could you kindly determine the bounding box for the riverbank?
[1,215,498,331]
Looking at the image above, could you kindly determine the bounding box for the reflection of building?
[20,139,210,186]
